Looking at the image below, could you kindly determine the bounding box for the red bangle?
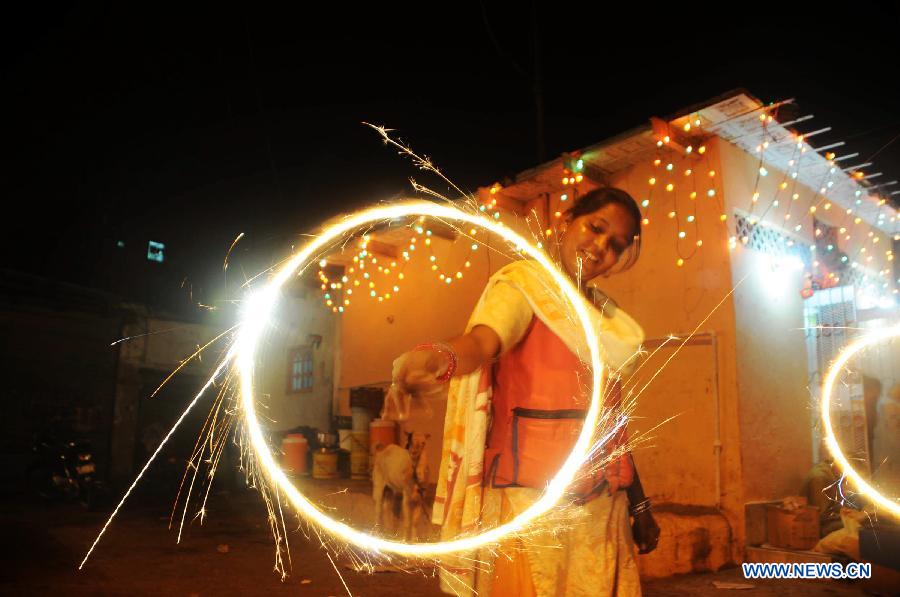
[413,342,458,382]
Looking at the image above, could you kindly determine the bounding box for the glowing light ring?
[820,325,900,518]
[237,200,605,555]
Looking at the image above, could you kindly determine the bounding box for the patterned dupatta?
[431,260,644,536]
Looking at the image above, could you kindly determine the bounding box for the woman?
[392,187,659,596]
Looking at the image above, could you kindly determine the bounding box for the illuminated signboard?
[147,240,165,263]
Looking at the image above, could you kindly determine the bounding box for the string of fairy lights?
[739,111,896,298]
[316,217,485,314]
[314,157,600,314]
[316,103,897,313]
[642,130,721,267]
[635,107,896,303]
[317,234,410,314]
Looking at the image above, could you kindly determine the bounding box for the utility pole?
[532,0,545,163]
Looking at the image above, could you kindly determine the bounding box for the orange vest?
[483,317,633,500]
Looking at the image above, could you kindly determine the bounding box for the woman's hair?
[567,186,642,271]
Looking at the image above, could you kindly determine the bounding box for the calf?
[371,432,429,541]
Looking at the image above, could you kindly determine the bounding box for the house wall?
[714,139,816,511]
[253,281,337,434]
[716,136,895,504]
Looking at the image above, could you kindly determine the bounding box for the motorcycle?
[28,433,101,509]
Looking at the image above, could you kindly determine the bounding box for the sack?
[814,508,867,559]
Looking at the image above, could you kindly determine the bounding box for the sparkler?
[81,126,719,580]
[236,199,607,556]
[820,324,900,518]
[80,198,620,577]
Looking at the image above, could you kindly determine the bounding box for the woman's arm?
[443,325,502,377]
[625,465,648,506]
[626,466,660,554]
[394,325,501,397]
[393,273,535,397]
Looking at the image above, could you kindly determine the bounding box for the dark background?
[4,2,900,311]
[1,8,899,590]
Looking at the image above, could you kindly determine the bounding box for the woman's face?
[559,202,637,282]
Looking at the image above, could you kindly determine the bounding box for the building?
[0,266,228,493]
[266,90,898,577]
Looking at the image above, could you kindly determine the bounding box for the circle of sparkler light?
[820,325,900,519]
[237,200,606,555]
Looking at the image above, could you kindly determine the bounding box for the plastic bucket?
[312,450,339,480]
[369,419,397,456]
[282,434,309,477]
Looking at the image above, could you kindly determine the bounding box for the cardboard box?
[766,504,820,550]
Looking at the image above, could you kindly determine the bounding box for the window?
[147,240,165,263]
[289,347,314,392]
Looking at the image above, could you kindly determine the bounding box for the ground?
[1,483,878,596]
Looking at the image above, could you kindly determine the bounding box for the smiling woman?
[558,187,643,280]
[392,187,656,596]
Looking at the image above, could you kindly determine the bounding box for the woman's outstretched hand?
[632,510,660,554]
[390,328,499,401]
[391,349,449,399]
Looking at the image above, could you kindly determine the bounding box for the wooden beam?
[416,218,459,241]
[365,239,400,259]
[650,116,691,154]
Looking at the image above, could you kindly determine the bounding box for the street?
[1,487,874,596]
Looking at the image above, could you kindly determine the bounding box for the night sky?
[5,3,899,311]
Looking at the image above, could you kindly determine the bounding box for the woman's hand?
[391,348,449,399]
[632,510,660,554]
[390,328,500,400]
